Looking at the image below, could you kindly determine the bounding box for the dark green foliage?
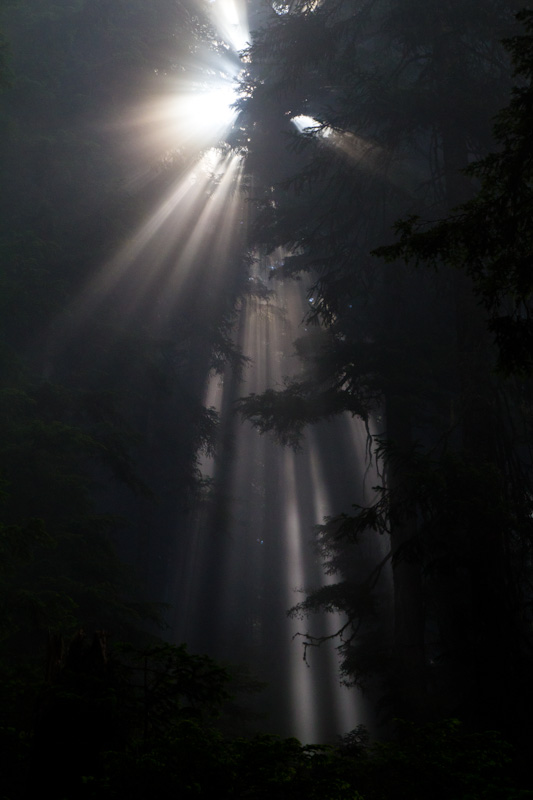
[238,380,371,449]
[234,0,533,735]
[375,9,533,376]
[358,719,525,800]
[1,629,529,799]
[77,712,533,800]
[26,637,232,800]
[0,378,149,648]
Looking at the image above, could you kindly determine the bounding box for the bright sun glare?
[116,0,249,166]
[176,74,240,143]
[167,0,249,147]
[77,0,250,322]
[291,115,332,137]
[210,0,250,51]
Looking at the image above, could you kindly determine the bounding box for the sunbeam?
[61,0,251,341]
[55,0,373,744]
[291,115,426,194]
[291,114,329,135]
[108,0,249,168]
[170,247,376,741]
[119,67,241,162]
[209,0,250,52]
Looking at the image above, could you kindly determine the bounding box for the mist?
[1,0,532,796]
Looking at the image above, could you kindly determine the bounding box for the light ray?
[209,0,250,52]
[157,151,246,313]
[55,0,382,742]
[291,114,330,135]
[173,255,373,741]
[61,0,251,336]
[64,148,244,336]
[292,115,427,194]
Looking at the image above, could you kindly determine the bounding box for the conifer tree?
[236,0,530,731]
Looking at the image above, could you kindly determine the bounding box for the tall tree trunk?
[434,19,519,729]
[387,398,427,720]
[384,264,427,719]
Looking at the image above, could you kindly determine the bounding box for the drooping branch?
[236,380,370,448]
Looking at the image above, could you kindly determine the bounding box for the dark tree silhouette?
[235,0,532,734]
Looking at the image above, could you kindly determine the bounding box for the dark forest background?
[1,0,533,797]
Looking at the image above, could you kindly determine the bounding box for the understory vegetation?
[3,635,529,799]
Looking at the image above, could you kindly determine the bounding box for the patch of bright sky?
[291,115,331,136]
[117,67,242,164]
[112,0,249,168]
[273,0,323,14]
[209,0,250,52]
